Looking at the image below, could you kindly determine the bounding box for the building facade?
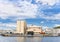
[53,29,60,36]
[26,25,42,35]
[16,20,43,35]
[16,20,27,34]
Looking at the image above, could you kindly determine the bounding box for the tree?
[54,26,60,29]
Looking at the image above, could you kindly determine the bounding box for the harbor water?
[0,36,60,42]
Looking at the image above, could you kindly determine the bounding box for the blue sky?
[0,0,60,29]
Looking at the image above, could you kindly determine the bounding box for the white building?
[44,28,53,34]
[53,29,60,36]
[16,20,27,34]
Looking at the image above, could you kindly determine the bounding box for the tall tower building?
[16,20,27,34]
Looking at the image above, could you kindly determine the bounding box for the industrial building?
[16,20,43,35]
[16,20,27,35]
[27,25,42,35]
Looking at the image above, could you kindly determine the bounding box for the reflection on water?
[42,37,60,42]
[0,36,17,42]
[16,37,25,42]
[16,37,42,42]
[0,36,60,42]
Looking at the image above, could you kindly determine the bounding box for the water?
[0,36,60,42]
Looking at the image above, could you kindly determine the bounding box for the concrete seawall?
[1,33,43,37]
[1,33,60,37]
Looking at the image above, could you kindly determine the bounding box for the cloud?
[27,24,32,27]
[36,0,59,6]
[42,26,49,29]
[0,0,60,21]
[54,24,60,27]
[39,13,60,20]
[40,21,44,24]
[0,22,16,30]
[36,0,60,20]
[0,0,38,20]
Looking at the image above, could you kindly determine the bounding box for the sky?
[0,0,60,30]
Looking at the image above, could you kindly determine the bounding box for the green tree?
[54,26,60,29]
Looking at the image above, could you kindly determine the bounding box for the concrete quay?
[1,33,43,37]
[1,33,60,37]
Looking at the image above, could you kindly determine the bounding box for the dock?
[1,33,60,37]
[1,33,43,37]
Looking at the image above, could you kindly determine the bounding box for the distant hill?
[54,26,60,29]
